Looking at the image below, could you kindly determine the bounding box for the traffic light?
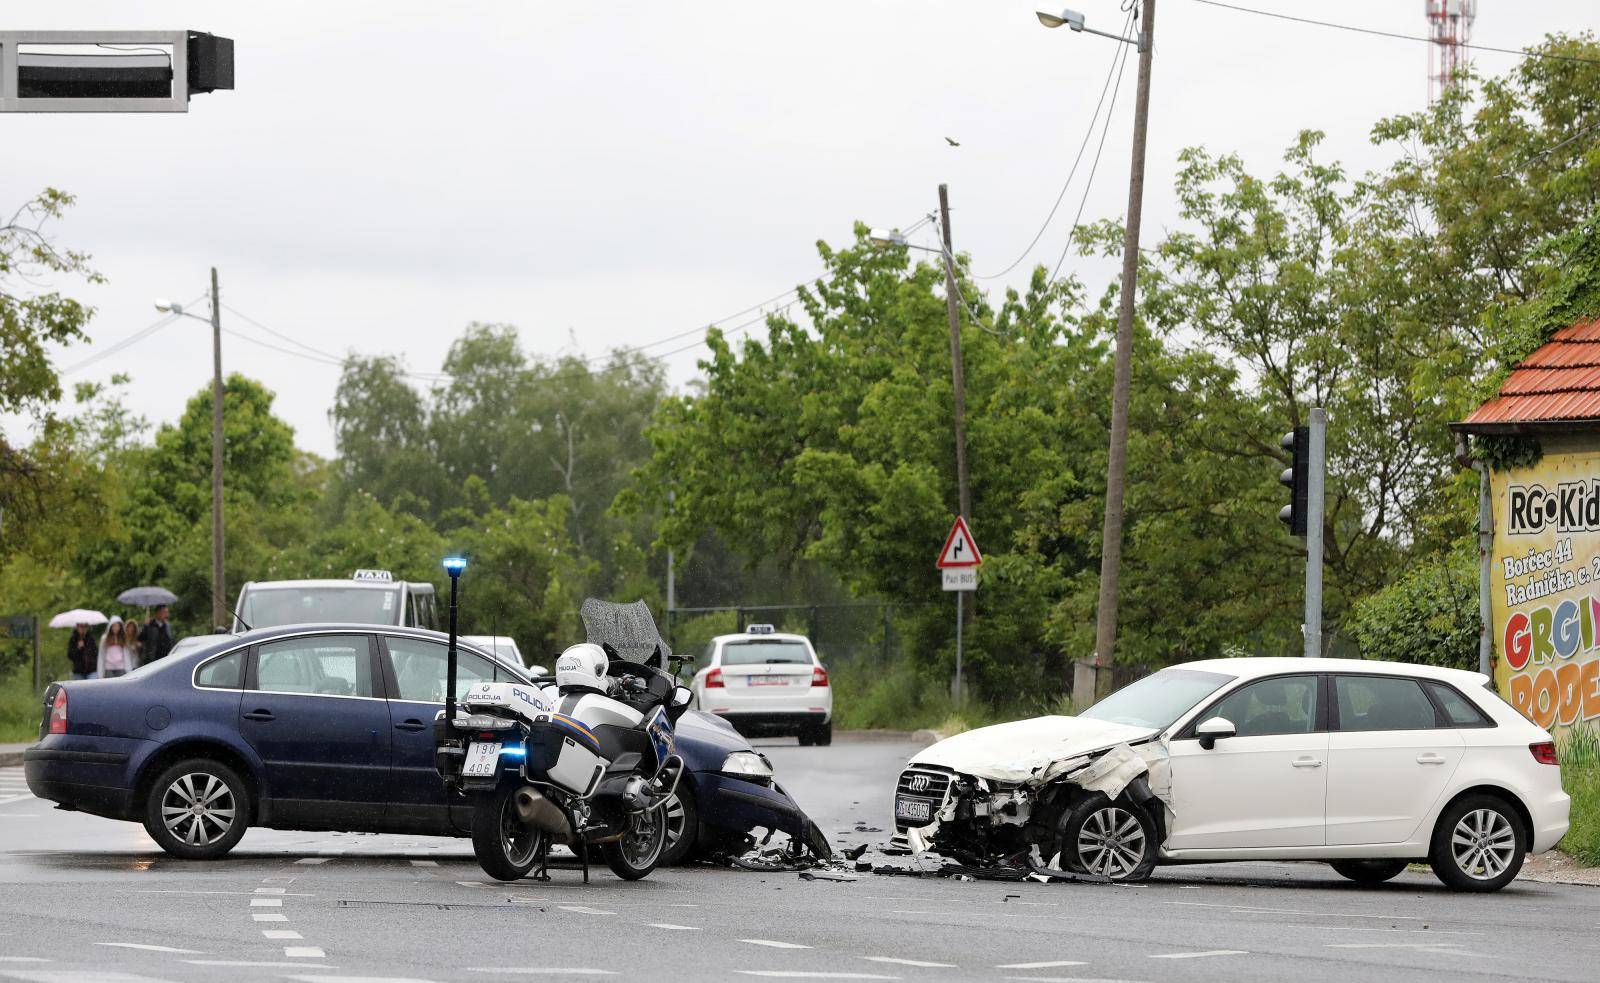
[1278,426,1309,536]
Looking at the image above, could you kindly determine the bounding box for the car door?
[1324,673,1466,845]
[238,633,391,826]
[380,635,511,833]
[1166,673,1327,850]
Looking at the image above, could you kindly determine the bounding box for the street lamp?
[867,228,910,249]
[155,268,227,631]
[1040,1,1157,707]
[442,555,468,723]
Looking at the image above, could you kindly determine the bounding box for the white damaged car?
[893,658,1570,892]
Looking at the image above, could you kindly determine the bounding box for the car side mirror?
[1196,716,1236,750]
[527,665,550,677]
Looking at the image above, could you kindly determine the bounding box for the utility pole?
[1081,0,1156,707]
[209,267,226,631]
[938,184,972,530]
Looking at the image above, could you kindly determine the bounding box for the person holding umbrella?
[66,622,98,680]
[117,587,179,664]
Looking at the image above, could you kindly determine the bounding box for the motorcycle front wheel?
[603,801,667,881]
[471,785,546,882]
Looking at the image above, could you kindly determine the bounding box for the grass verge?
[1560,724,1600,865]
[0,666,43,744]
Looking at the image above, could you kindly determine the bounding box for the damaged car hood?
[910,715,1158,784]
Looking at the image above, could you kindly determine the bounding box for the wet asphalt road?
[3,738,1599,983]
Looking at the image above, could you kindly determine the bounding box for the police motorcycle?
[434,605,694,882]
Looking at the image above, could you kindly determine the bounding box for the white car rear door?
[1325,673,1465,845]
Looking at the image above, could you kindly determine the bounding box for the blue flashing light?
[498,746,525,757]
[442,555,468,574]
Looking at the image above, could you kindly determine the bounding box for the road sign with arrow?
[937,517,982,591]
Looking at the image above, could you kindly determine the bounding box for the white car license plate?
[895,795,933,823]
[463,742,501,777]
[748,676,788,686]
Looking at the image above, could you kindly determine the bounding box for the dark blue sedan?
[24,623,823,863]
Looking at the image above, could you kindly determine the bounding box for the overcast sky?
[5,1,1593,457]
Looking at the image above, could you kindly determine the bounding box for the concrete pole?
[1084,0,1157,704]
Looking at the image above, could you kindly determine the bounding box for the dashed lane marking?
[296,857,333,864]
[254,887,287,894]
[92,943,203,954]
[734,974,898,980]
[252,914,288,922]
[249,898,282,907]
[286,976,431,983]
[862,957,956,968]
[739,940,813,950]
[1165,901,1422,921]
[410,859,439,866]
[558,905,616,916]
[0,972,190,982]
[1149,950,1248,960]
[284,947,327,959]
[466,970,619,976]
[995,962,1088,970]
[0,958,51,963]
[1324,944,1476,954]
[263,930,304,940]
[645,924,700,930]
[188,961,338,969]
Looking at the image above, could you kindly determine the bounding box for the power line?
[59,292,206,375]
[1187,0,1600,65]
[976,7,1136,280]
[1049,21,1134,283]
[221,303,348,364]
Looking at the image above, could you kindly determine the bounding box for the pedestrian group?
[65,604,177,680]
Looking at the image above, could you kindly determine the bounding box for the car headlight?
[720,751,774,780]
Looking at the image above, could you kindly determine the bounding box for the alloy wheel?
[662,791,687,855]
[498,793,542,868]
[620,804,665,870]
[1451,808,1516,881]
[160,772,235,847]
[1076,806,1147,879]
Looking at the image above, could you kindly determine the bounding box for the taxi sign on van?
[352,569,394,581]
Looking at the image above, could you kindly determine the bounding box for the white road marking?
[249,898,282,907]
[410,859,439,866]
[263,930,304,940]
[254,887,287,894]
[1165,900,1422,921]
[0,958,51,963]
[1321,927,1482,936]
[456,880,490,888]
[284,947,327,959]
[995,962,1088,970]
[735,974,898,981]
[1149,950,1248,960]
[558,905,616,916]
[188,961,338,968]
[1324,943,1475,954]
[93,942,203,954]
[740,940,812,949]
[1000,978,1152,983]
[0,972,189,982]
[863,957,956,968]
[295,857,332,864]
[286,977,431,983]
[262,875,297,884]
[645,924,700,930]
[252,914,288,922]
[467,970,618,976]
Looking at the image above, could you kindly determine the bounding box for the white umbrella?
[49,609,108,629]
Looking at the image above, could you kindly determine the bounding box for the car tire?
[813,721,833,746]
[796,730,814,747]
[1056,793,1158,882]
[1329,859,1408,885]
[142,759,251,860]
[658,785,699,867]
[1428,794,1525,892]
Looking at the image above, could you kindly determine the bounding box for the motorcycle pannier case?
[524,713,605,797]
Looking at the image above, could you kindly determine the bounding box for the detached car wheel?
[1058,793,1158,882]
[1428,794,1525,892]
[1330,860,1408,885]
[142,759,250,860]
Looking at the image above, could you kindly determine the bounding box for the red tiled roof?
[1461,318,1600,427]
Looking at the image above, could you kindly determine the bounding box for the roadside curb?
[0,747,29,768]
[834,730,939,746]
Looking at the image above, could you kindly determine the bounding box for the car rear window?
[721,640,812,666]
[1425,680,1494,728]
[195,650,244,689]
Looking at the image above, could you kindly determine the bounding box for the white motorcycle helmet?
[555,642,609,694]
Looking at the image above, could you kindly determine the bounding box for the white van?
[232,570,437,632]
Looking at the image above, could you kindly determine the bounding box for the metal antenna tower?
[1426,0,1477,102]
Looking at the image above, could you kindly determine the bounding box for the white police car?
[689,625,833,745]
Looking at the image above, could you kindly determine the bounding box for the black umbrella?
[117,586,178,606]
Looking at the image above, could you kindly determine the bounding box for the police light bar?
[746,623,776,635]
[1,30,233,113]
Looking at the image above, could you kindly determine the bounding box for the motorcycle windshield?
[580,598,671,667]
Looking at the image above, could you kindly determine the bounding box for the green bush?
[1345,548,1479,670]
[0,666,44,744]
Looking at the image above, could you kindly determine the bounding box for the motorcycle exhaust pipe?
[512,787,573,839]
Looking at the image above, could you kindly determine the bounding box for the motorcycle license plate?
[463,742,501,778]
[895,794,933,823]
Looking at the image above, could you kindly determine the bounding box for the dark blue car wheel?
[658,785,698,867]
[142,759,251,860]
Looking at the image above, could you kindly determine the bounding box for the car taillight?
[48,689,68,735]
[1530,741,1559,765]
[811,666,829,687]
[705,668,724,689]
